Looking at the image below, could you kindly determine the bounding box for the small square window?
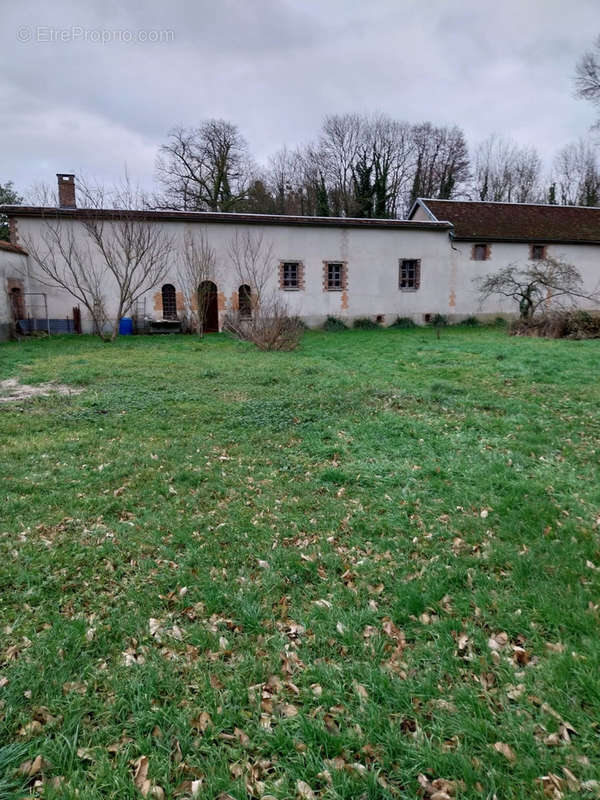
[399,259,421,290]
[281,261,300,289]
[531,245,546,260]
[325,262,345,291]
[473,244,489,261]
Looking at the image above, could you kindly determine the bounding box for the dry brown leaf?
[536,773,566,799]
[353,682,369,701]
[234,727,250,746]
[487,632,509,651]
[18,720,43,737]
[493,741,516,762]
[62,681,87,695]
[18,755,49,778]
[133,755,151,797]
[190,711,212,732]
[296,780,316,799]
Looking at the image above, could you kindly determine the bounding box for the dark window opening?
[239,284,252,318]
[161,283,177,319]
[531,244,546,260]
[326,262,344,290]
[399,259,421,290]
[282,261,300,289]
[423,313,432,323]
[376,314,384,324]
[473,244,489,261]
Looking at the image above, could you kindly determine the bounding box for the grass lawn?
[1,326,599,799]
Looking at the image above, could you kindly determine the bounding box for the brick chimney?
[57,173,76,208]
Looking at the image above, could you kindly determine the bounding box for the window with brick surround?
[324,261,346,291]
[399,259,421,290]
[472,243,489,261]
[530,244,546,260]
[279,261,303,290]
[161,283,177,319]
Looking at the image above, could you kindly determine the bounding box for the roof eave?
[0,205,453,231]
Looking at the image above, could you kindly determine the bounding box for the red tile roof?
[415,199,600,244]
[0,239,26,255]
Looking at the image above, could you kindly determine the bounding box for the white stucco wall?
[449,239,600,318]
[10,212,600,334]
[13,215,457,331]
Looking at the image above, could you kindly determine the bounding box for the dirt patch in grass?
[0,378,83,403]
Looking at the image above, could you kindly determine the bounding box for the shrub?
[431,314,448,327]
[323,315,348,332]
[390,316,416,328]
[223,304,304,351]
[458,316,480,327]
[510,310,600,339]
[353,317,380,330]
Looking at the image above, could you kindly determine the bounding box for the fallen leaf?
[190,711,212,732]
[133,755,151,797]
[494,741,516,762]
[18,755,49,777]
[297,780,316,799]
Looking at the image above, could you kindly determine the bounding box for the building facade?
[1,175,600,339]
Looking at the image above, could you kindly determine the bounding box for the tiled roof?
[415,199,600,244]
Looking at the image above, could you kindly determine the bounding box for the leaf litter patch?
[0,378,83,403]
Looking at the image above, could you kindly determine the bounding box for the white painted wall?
[8,213,600,336]
[13,216,456,331]
[449,240,600,317]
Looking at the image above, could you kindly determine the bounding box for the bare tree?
[575,34,600,127]
[155,120,254,211]
[552,138,600,206]
[476,257,600,320]
[21,219,110,335]
[471,135,542,203]
[78,178,173,340]
[408,123,470,208]
[224,230,302,350]
[176,228,218,336]
[23,176,173,340]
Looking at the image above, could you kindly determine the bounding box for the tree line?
[152,113,600,219]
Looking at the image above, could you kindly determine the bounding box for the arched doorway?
[198,280,219,333]
[238,284,252,319]
[161,283,177,319]
[10,287,25,321]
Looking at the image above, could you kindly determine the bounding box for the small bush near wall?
[223,311,304,350]
[458,316,480,327]
[353,317,380,330]
[390,316,416,328]
[323,316,349,332]
[431,314,448,328]
[511,310,600,339]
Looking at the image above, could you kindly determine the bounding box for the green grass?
[1,327,599,799]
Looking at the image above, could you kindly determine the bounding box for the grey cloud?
[0,0,597,197]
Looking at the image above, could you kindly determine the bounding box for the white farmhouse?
[1,174,599,338]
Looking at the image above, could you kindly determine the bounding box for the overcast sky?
[1,0,598,199]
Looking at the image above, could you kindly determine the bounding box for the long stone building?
[1,174,600,338]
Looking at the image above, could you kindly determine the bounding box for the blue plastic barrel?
[119,317,133,335]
